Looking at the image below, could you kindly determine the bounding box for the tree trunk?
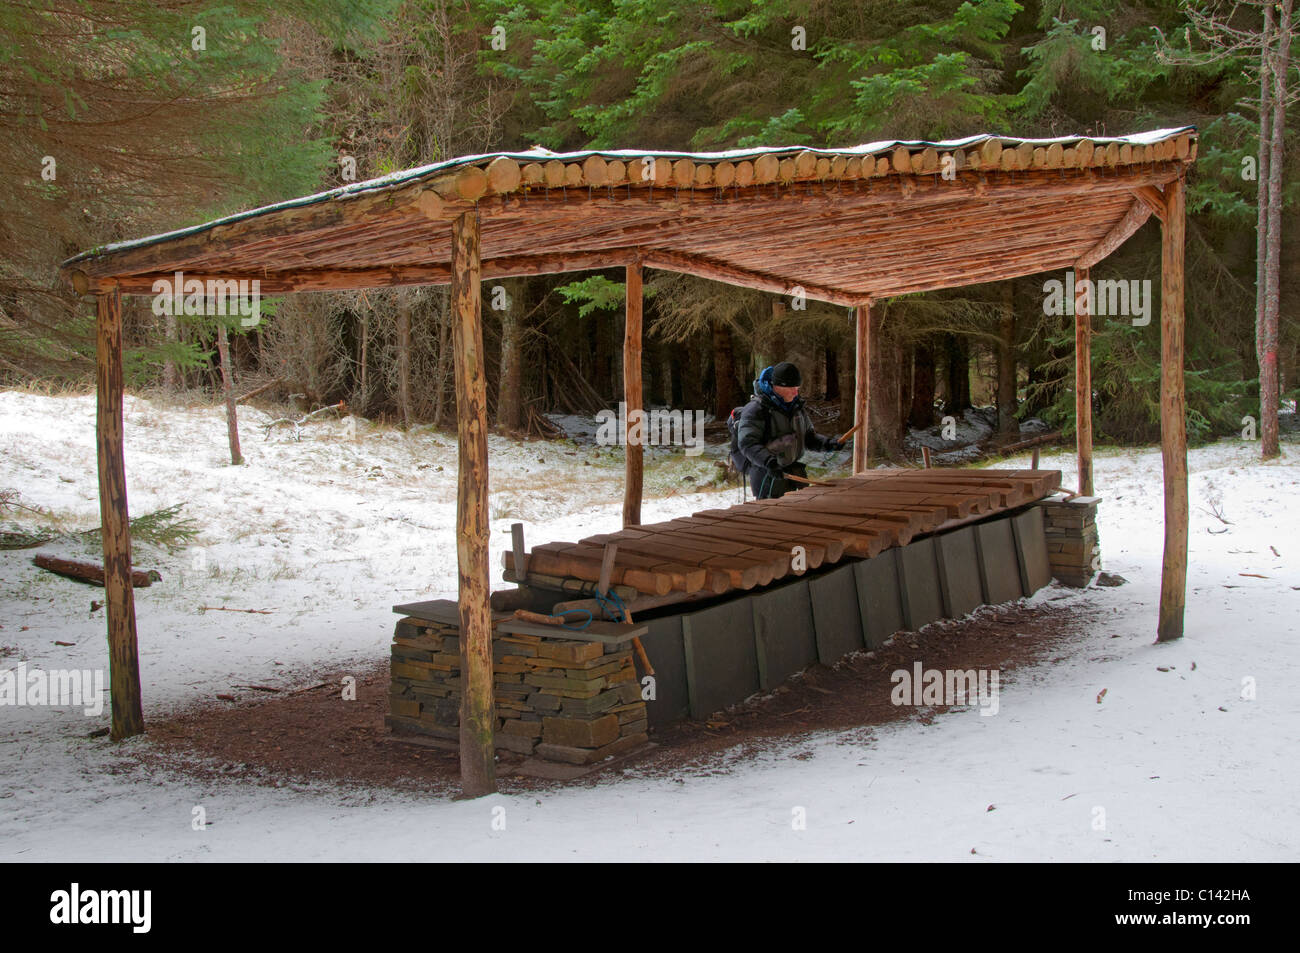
[396,289,412,429]
[358,312,369,415]
[825,344,839,401]
[909,340,936,428]
[433,301,452,426]
[711,319,743,417]
[1260,0,1291,460]
[680,339,705,411]
[215,323,243,465]
[868,307,904,460]
[768,300,787,367]
[944,333,971,413]
[997,282,1018,439]
[163,313,178,392]
[837,338,853,425]
[497,284,523,430]
[809,335,824,397]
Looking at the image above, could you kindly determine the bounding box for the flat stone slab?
[751,579,817,690]
[855,550,904,649]
[512,742,656,780]
[935,526,984,618]
[898,537,944,631]
[682,597,759,720]
[809,563,864,663]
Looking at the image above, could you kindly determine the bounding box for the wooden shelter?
[62,127,1197,795]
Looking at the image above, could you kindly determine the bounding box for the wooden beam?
[623,263,644,526]
[1131,185,1167,222]
[451,209,496,795]
[1076,199,1153,270]
[95,288,144,741]
[852,303,871,474]
[640,248,866,307]
[92,249,641,296]
[1158,177,1188,642]
[1074,267,1094,496]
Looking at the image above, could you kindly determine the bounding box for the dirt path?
[133,593,1099,796]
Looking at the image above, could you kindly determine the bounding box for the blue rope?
[592,588,629,623]
[557,608,593,631]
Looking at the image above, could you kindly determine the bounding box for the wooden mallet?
[836,421,864,444]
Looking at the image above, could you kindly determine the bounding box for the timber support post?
[451,209,496,794]
[623,263,643,526]
[1075,266,1093,496]
[1158,178,1188,642]
[95,287,144,741]
[852,301,872,474]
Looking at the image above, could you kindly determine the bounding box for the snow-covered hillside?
[1,391,1296,861]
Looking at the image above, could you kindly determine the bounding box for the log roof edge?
[62,126,1197,274]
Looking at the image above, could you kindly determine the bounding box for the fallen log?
[33,554,160,588]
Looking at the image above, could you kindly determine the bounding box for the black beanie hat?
[771,362,801,387]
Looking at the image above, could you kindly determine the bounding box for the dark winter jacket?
[736,367,835,472]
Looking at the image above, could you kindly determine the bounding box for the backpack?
[726,401,767,476]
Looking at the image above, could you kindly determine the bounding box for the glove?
[824,439,845,452]
[765,457,784,474]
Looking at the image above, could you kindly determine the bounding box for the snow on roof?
[64,127,1196,267]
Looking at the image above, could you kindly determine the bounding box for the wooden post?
[1074,266,1093,495]
[451,209,496,795]
[1158,179,1188,642]
[623,263,643,526]
[510,522,527,587]
[852,302,871,474]
[95,288,144,741]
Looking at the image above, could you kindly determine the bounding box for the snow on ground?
[1,391,1297,861]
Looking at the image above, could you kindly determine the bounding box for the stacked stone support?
[387,607,649,765]
[1036,496,1100,586]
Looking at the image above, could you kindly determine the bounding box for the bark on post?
[623,263,644,527]
[1074,267,1093,496]
[852,302,871,474]
[451,210,495,795]
[95,288,144,740]
[1158,178,1189,643]
[215,322,243,465]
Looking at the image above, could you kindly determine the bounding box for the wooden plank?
[623,264,644,526]
[649,518,825,567]
[495,618,647,643]
[510,522,527,585]
[687,512,848,561]
[95,288,144,742]
[727,504,912,546]
[1158,177,1188,642]
[451,209,495,797]
[581,532,774,589]
[503,549,673,596]
[532,542,714,593]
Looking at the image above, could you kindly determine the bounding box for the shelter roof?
[63,127,1196,305]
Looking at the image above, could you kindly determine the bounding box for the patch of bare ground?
[130,590,1099,797]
